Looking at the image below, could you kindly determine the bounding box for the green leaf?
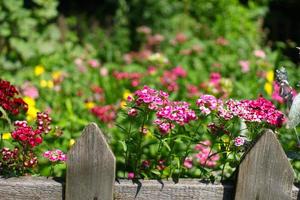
[119,140,127,152]
[151,169,161,176]
[162,139,171,151]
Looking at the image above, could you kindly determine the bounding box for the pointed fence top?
[235,129,294,200]
[66,123,116,200]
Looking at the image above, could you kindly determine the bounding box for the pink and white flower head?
[254,50,266,59]
[234,136,245,147]
[128,108,138,117]
[43,149,67,162]
[183,157,193,169]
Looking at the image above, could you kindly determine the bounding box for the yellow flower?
[2,133,11,140]
[52,71,62,80]
[85,101,95,109]
[26,107,39,122]
[40,80,54,89]
[69,139,76,147]
[34,65,45,76]
[123,90,133,100]
[23,96,39,121]
[264,82,273,96]
[23,96,36,107]
[266,70,274,83]
[47,80,54,89]
[40,80,48,88]
[120,100,127,109]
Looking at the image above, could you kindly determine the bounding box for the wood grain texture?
[0,176,63,200]
[65,123,116,200]
[114,179,234,200]
[0,178,299,199]
[235,129,295,200]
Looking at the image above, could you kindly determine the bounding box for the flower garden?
[1,0,300,185]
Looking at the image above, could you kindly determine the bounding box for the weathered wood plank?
[0,178,299,200]
[65,123,116,200]
[235,129,295,200]
[0,176,63,200]
[114,179,234,200]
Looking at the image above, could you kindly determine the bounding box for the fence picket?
[234,129,294,200]
[65,123,115,200]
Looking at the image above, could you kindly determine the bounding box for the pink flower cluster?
[196,95,221,115]
[91,105,116,123]
[156,101,197,126]
[196,94,285,127]
[195,140,219,168]
[134,86,197,134]
[43,149,66,162]
[135,86,169,110]
[160,66,187,91]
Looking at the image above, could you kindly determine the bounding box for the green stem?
[124,119,132,177]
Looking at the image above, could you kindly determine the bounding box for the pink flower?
[128,108,138,117]
[215,37,229,46]
[142,160,151,168]
[234,136,245,146]
[183,157,193,169]
[91,105,116,123]
[128,172,135,180]
[43,149,67,162]
[172,66,187,77]
[196,95,221,115]
[22,83,39,99]
[239,60,250,73]
[88,59,100,68]
[100,67,108,77]
[195,140,219,168]
[254,50,266,59]
[209,72,221,85]
[147,66,157,75]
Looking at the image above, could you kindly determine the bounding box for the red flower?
[0,79,28,115]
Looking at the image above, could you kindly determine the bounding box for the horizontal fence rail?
[0,177,299,200]
[0,123,299,200]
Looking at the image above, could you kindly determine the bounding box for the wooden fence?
[0,123,299,200]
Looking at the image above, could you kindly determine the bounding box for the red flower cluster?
[113,71,143,87]
[36,112,52,134]
[196,94,285,127]
[226,97,285,127]
[0,147,18,162]
[91,105,116,123]
[0,79,28,115]
[12,112,51,148]
[12,121,43,147]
